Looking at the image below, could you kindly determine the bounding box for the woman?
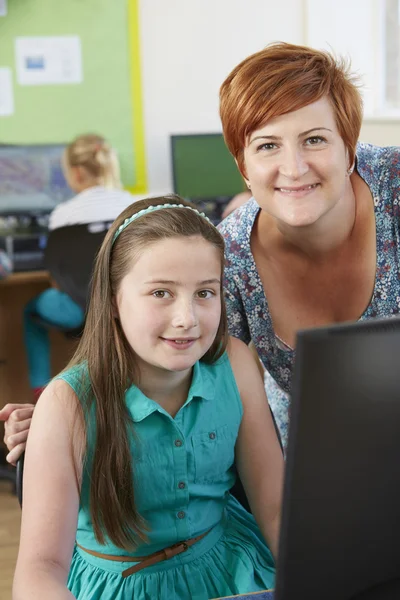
[2,42,400,452]
[217,42,400,445]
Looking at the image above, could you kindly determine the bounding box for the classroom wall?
[138,0,305,194]
[0,0,142,190]
[137,0,400,194]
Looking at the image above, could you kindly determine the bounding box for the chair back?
[44,223,109,310]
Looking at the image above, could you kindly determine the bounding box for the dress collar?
[125,360,216,422]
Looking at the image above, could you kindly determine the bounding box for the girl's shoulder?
[54,362,91,401]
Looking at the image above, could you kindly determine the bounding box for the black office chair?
[44,223,110,312]
[0,446,17,494]
[25,223,109,337]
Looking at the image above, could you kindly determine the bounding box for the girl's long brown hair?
[67,195,228,549]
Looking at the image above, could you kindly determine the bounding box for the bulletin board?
[0,0,146,192]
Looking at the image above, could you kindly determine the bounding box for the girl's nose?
[171,300,198,329]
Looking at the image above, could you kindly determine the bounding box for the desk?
[0,271,77,440]
[214,591,274,599]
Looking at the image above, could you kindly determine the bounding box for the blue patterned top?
[218,143,400,445]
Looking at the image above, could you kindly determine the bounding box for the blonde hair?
[65,133,122,189]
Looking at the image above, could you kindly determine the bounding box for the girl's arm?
[13,379,84,600]
[228,336,284,560]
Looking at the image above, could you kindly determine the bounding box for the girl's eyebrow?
[143,278,221,286]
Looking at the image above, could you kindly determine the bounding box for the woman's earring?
[347,163,355,176]
[247,182,251,190]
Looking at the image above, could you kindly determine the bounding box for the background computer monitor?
[275,317,400,600]
[0,143,72,217]
[170,133,245,222]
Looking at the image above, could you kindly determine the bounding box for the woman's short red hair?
[219,42,363,174]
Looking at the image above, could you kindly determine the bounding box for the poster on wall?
[15,36,83,86]
[0,68,14,116]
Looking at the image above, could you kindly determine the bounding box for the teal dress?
[60,353,275,599]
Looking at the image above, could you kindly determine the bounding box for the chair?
[0,447,17,494]
[44,222,110,311]
[25,222,109,337]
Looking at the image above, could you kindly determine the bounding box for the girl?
[24,133,133,402]
[13,195,284,600]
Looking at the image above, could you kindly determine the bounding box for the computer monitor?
[170,133,245,222]
[0,143,72,216]
[275,317,400,600]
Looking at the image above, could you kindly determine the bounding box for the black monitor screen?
[276,316,400,600]
[0,144,73,216]
[171,134,245,201]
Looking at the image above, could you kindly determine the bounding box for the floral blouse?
[218,142,400,446]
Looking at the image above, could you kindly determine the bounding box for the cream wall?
[360,121,400,148]
[138,0,399,193]
[138,0,305,193]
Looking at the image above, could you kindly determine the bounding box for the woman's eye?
[257,142,277,152]
[153,290,171,298]
[305,136,326,146]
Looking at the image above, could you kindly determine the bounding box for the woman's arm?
[227,336,284,560]
[0,403,35,465]
[13,379,84,600]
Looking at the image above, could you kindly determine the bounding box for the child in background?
[13,195,284,600]
[25,133,133,402]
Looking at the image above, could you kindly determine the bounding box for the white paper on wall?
[0,0,7,17]
[15,36,83,86]
[0,67,14,116]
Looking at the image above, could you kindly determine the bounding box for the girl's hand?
[0,403,34,465]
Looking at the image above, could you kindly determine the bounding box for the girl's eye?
[153,290,171,299]
[197,290,215,299]
[305,136,326,146]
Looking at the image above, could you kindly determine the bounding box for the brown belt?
[76,529,210,578]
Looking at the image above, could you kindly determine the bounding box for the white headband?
[112,203,213,244]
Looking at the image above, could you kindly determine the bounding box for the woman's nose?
[279,147,309,180]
